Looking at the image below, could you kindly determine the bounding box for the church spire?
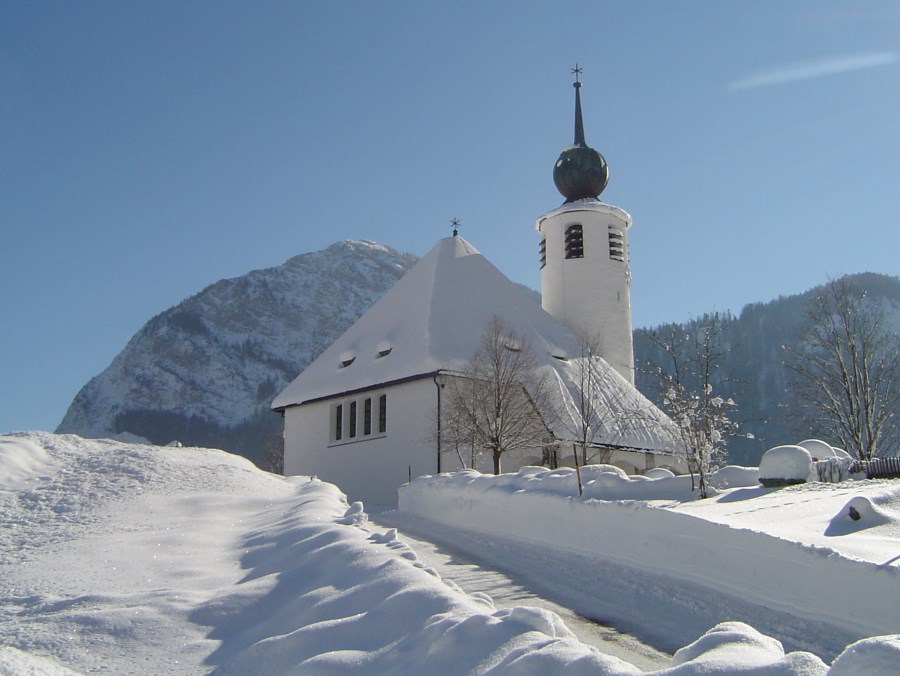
[572,63,586,146]
[553,65,609,203]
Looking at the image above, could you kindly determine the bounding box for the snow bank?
[829,635,900,675]
[666,622,827,674]
[0,433,638,674]
[0,435,51,494]
[399,469,900,644]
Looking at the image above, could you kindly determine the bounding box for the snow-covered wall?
[399,470,900,642]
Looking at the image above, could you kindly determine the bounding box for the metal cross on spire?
[451,217,460,237]
[571,63,583,85]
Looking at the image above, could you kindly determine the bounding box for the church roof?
[272,235,677,454]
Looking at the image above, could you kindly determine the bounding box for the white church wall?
[283,377,440,507]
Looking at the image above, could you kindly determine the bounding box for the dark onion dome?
[553,75,609,202]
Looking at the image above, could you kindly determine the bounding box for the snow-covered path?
[377,504,863,664]
[371,510,672,671]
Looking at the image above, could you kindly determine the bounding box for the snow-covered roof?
[272,235,675,453]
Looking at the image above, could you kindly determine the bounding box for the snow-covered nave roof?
[273,235,676,453]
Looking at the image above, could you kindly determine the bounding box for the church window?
[329,392,387,445]
[565,224,584,259]
[539,238,546,269]
[363,397,372,435]
[334,403,343,441]
[608,226,625,262]
[378,394,387,434]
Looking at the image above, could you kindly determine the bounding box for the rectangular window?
[378,394,387,434]
[334,403,343,441]
[349,400,357,438]
[363,397,372,435]
[539,238,547,269]
[565,224,584,259]
[608,226,625,262]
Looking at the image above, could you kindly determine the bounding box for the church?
[272,73,682,505]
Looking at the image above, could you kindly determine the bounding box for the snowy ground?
[2,432,898,674]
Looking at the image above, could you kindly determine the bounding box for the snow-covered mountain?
[57,241,417,466]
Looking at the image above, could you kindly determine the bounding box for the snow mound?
[829,634,900,675]
[708,465,759,490]
[666,622,827,674]
[758,445,812,484]
[797,439,850,460]
[645,468,675,479]
[0,435,52,494]
[0,646,81,676]
[825,496,893,536]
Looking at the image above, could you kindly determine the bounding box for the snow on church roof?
[272,235,677,454]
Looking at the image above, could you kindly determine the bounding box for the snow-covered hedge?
[758,445,812,486]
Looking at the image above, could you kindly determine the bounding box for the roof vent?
[339,350,356,368]
[503,338,523,352]
[376,340,392,358]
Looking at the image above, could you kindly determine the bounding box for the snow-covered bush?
[708,465,759,489]
[758,445,812,487]
[645,468,676,479]
[797,438,850,461]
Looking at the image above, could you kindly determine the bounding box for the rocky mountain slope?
[57,241,417,467]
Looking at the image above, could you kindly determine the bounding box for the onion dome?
[553,66,609,202]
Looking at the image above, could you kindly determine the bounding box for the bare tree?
[442,317,554,475]
[567,328,608,467]
[644,321,740,497]
[786,277,899,460]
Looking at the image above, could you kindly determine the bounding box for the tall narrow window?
[363,398,372,435]
[378,394,387,434]
[565,224,584,259]
[608,226,625,262]
[539,238,547,269]
[349,400,357,438]
[334,404,343,441]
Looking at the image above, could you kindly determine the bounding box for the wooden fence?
[848,457,900,479]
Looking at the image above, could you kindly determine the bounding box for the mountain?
[57,241,418,467]
[633,273,900,466]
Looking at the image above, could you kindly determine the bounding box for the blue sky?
[2,1,899,433]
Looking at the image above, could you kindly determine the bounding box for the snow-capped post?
[785,276,900,461]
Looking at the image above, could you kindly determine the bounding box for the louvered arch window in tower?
[564,224,584,260]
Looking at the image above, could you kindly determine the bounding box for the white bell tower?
[536,67,635,384]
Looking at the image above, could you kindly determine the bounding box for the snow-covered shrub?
[758,445,812,487]
[577,464,629,481]
[797,438,850,461]
[645,468,676,479]
[813,456,853,483]
[708,465,759,489]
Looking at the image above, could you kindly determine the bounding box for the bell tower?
[536,66,635,384]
